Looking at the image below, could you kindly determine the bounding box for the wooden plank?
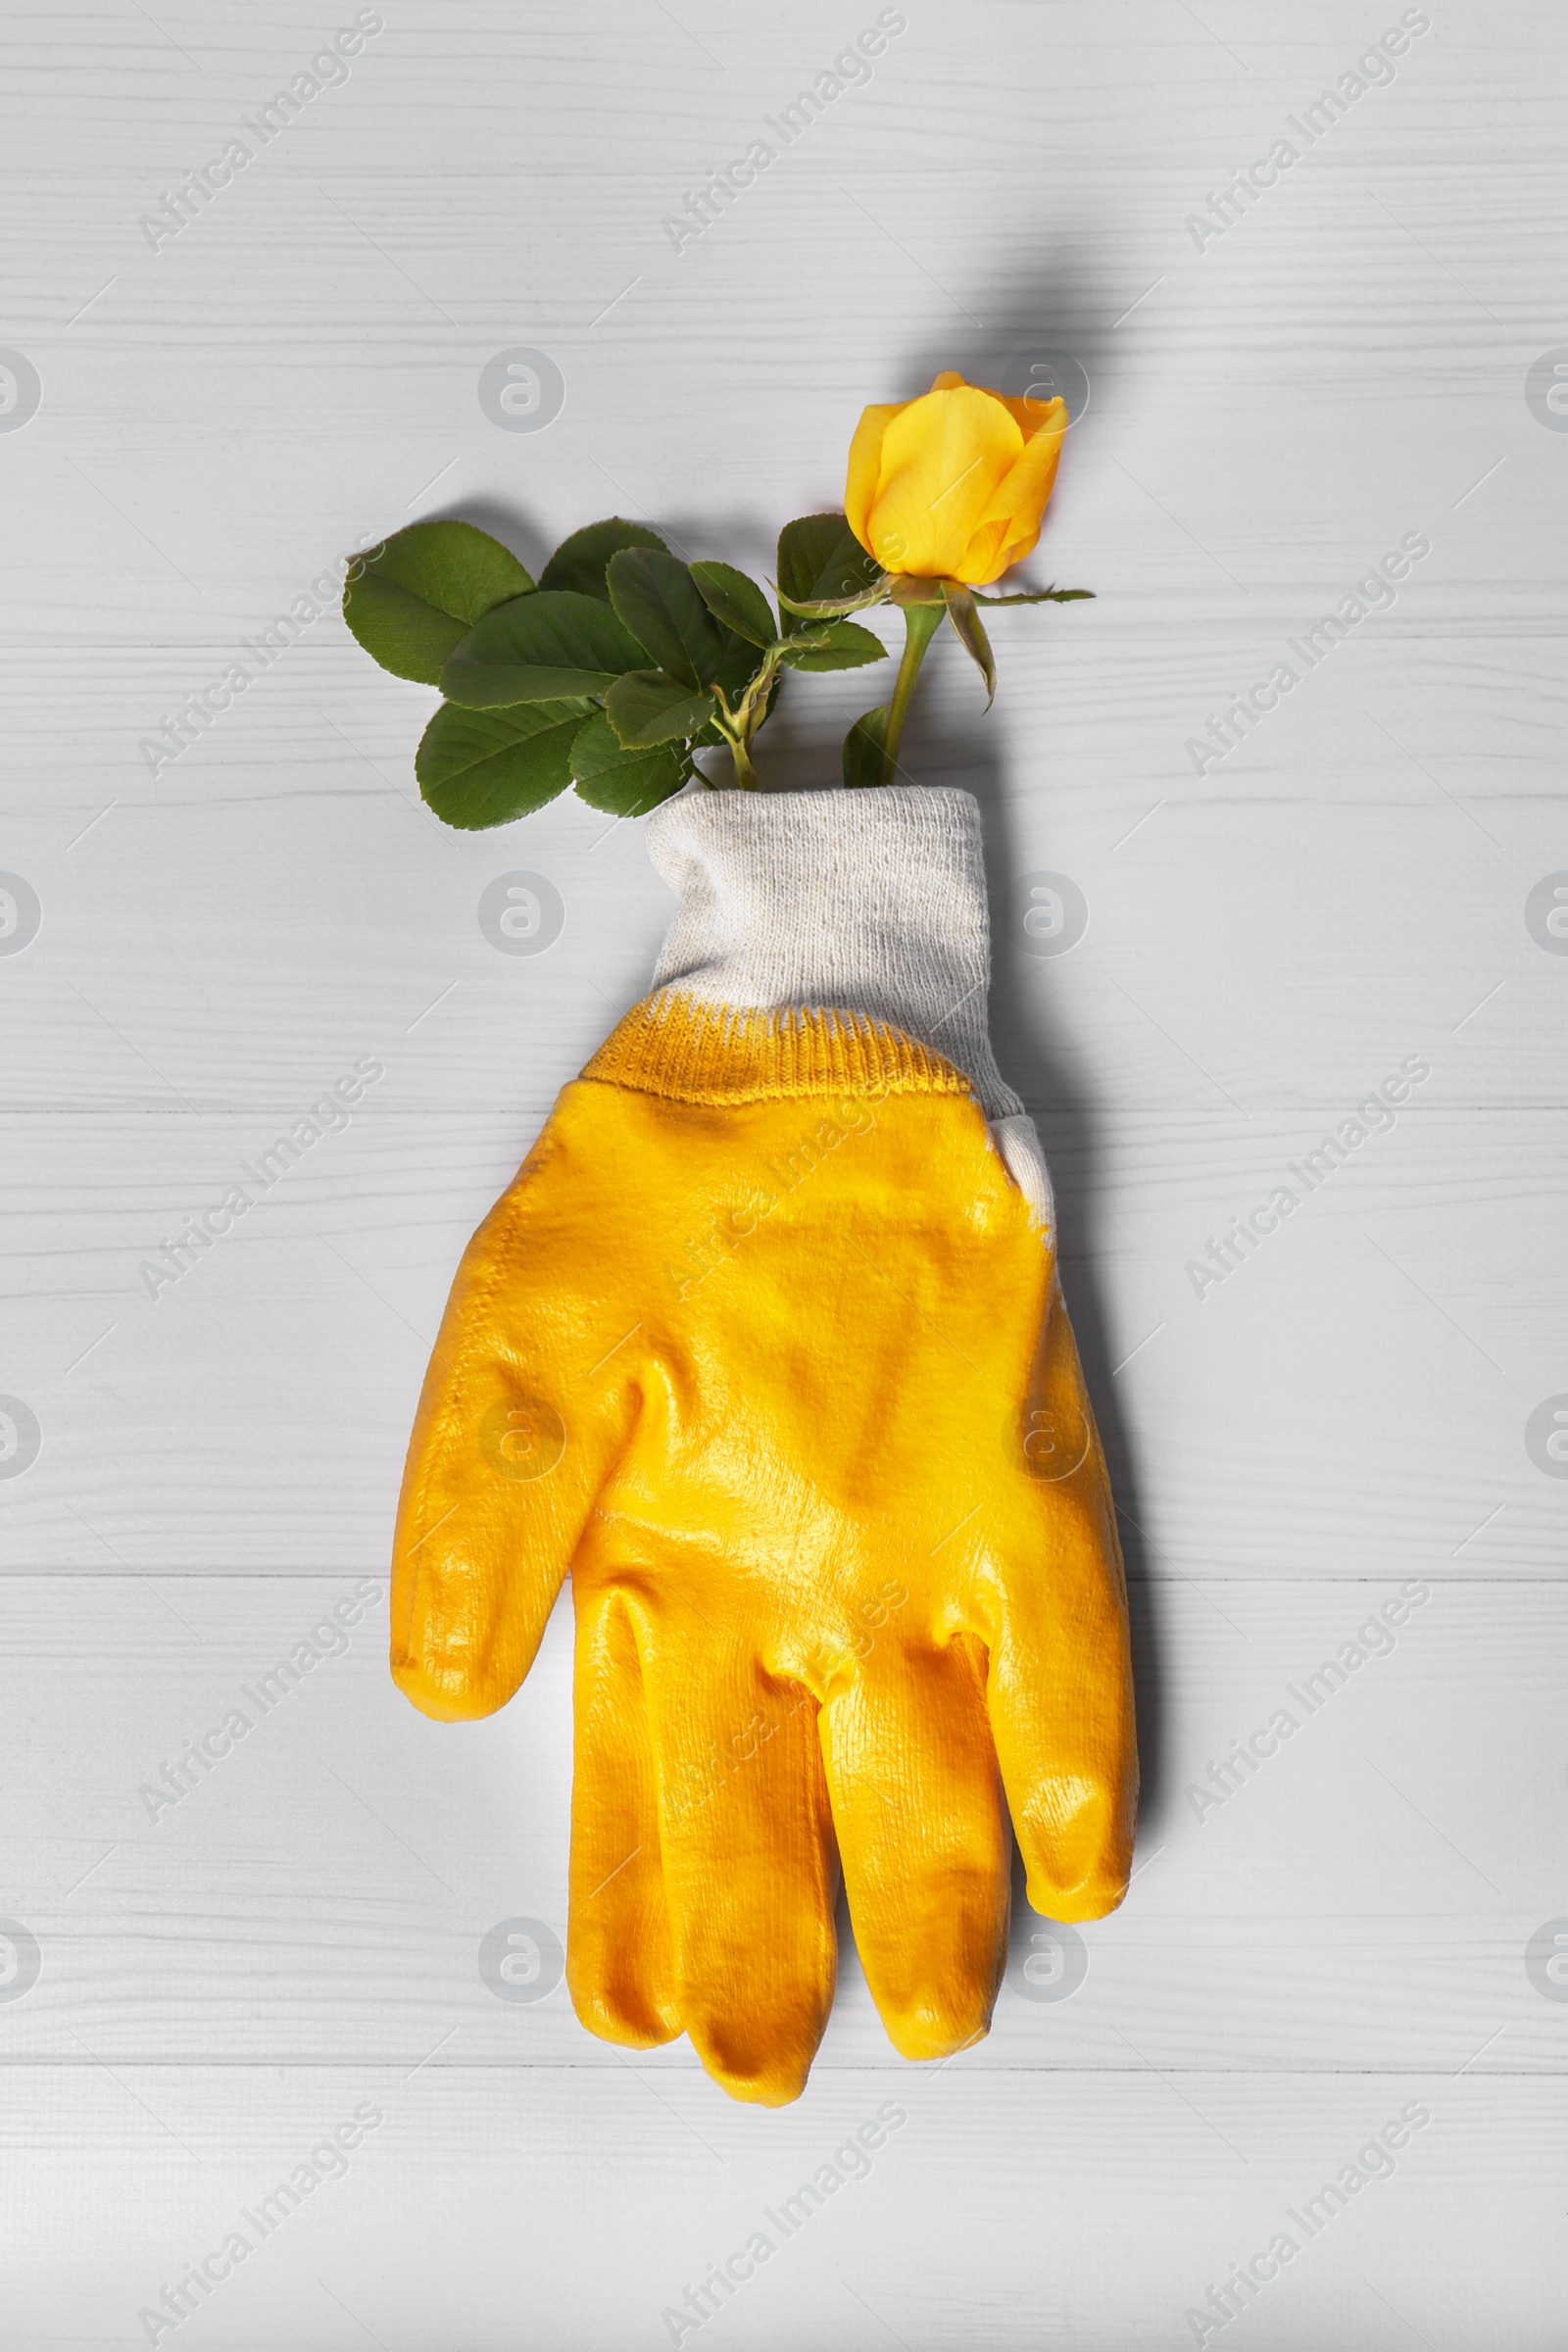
[0,1576,1557,2074]
[0,1107,1559,1572]
[0,2067,1557,2349]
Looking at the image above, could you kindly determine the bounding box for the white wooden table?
[2,3,1563,2343]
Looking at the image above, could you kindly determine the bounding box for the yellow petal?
[955,399,1067,584]
[950,517,1011,587]
[930,374,1061,447]
[845,400,908,552]
[986,387,1066,444]
[863,385,1024,578]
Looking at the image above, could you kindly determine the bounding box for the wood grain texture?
[3,2071,1562,2351]
[0,0,1563,2342]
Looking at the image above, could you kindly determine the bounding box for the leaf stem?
[879,599,944,784]
[712,641,796,788]
[726,730,760,788]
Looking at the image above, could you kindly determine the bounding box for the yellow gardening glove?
[391,786,1137,2105]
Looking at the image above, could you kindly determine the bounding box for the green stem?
[726,729,760,789]
[712,646,788,789]
[880,599,944,784]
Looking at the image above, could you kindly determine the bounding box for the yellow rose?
[845,370,1068,587]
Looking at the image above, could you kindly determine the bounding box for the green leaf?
[969,586,1096,607]
[607,548,731,689]
[942,582,996,707]
[440,590,647,708]
[689,562,776,649]
[540,517,670,603]
[342,520,535,685]
[778,619,890,674]
[842,706,889,789]
[571,713,692,816]
[776,514,883,634]
[605,670,717,749]
[415,699,592,829]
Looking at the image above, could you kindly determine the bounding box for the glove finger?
[566,1592,678,2049]
[987,1278,1139,1921]
[391,1150,628,1722]
[644,1637,838,2107]
[819,1633,1009,2060]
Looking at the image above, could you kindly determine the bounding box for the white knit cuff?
[645,786,1021,1117]
[642,786,1055,1241]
